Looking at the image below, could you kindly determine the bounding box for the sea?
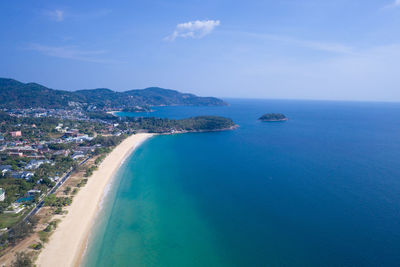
[82,99,400,267]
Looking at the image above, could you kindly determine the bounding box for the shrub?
[11,251,33,267]
[29,242,42,250]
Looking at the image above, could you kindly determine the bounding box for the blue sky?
[1,0,400,101]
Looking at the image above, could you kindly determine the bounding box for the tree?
[11,251,33,267]
[8,221,32,244]
[27,215,39,227]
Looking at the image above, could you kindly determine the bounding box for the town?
[0,108,132,256]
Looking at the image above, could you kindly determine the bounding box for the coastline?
[36,133,154,267]
[259,119,288,122]
[163,124,239,135]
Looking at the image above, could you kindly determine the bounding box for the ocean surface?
[83,99,400,266]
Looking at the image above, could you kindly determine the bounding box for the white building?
[0,165,11,175]
[25,159,51,170]
[4,203,24,214]
[11,171,34,180]
[0,188,5,201]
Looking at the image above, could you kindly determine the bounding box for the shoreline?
[161,125,239,135]
[259,119,288,122]
[36,133,154,267]
[106,111,119,115]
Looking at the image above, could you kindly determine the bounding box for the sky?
[1,0,400,101]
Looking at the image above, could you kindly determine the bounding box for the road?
[22,156,91,222]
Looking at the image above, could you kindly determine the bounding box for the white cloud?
[165,20,220,41]
[28,44,116,63]
[47,9,64,22]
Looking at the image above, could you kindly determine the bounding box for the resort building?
[10,131,22,137]
[4,203,25,214]
[27,189,41,196]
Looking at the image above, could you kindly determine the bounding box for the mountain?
[0,78,227,109]
[124,87,225,106]
[0,78,81,109]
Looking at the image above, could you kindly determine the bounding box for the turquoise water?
[83,99,400,266]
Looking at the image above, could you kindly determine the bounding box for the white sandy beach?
[36,133,153,267]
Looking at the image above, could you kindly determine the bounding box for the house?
[8,152,23,157]
[11,171,34,180]
[49,176,60,182]
[75,146,95,154]
[0,188,5,201]
[27,189,41,196]
[7,146,37,154]
[25,159,51,170]
[64,129,79,137]
[72,151,85,160]
[10,131,22,137]
[72,135,93,142]
[26,154,45,159]
[0,165,12,175]
[53,150,69,156]
[4,203,24,214]
[55,123,64,132]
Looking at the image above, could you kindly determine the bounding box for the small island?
[259,113,288,122]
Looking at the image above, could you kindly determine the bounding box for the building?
[4,203,24,214]
[0,188,5,201]
[53,150,69,156]
[10,131,22,137]
[25,159,51,170]
[11,171,34,180]
[72,151,85,160]
[8,152,23,157]
[0,165,12,175]
[27,189,41,196]
[49,176,60,182]
[64,129,79,137]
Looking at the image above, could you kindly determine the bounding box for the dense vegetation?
[0,78,227,109]
[122,106,152,113]
[89,134,126,147]
[0,79,80,109]
[128,116,236,133]
[258,113,288,121]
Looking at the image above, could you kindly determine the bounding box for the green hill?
[0,78,227,109]
[0,78,81,109]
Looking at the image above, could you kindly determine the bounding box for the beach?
[36,133,153,267]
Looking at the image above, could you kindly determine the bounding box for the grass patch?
[38,231,50,243]
[0,213,23,229]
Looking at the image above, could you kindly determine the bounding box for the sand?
[36,133,154,267]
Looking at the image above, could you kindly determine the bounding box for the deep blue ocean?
[83,99,400,266]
